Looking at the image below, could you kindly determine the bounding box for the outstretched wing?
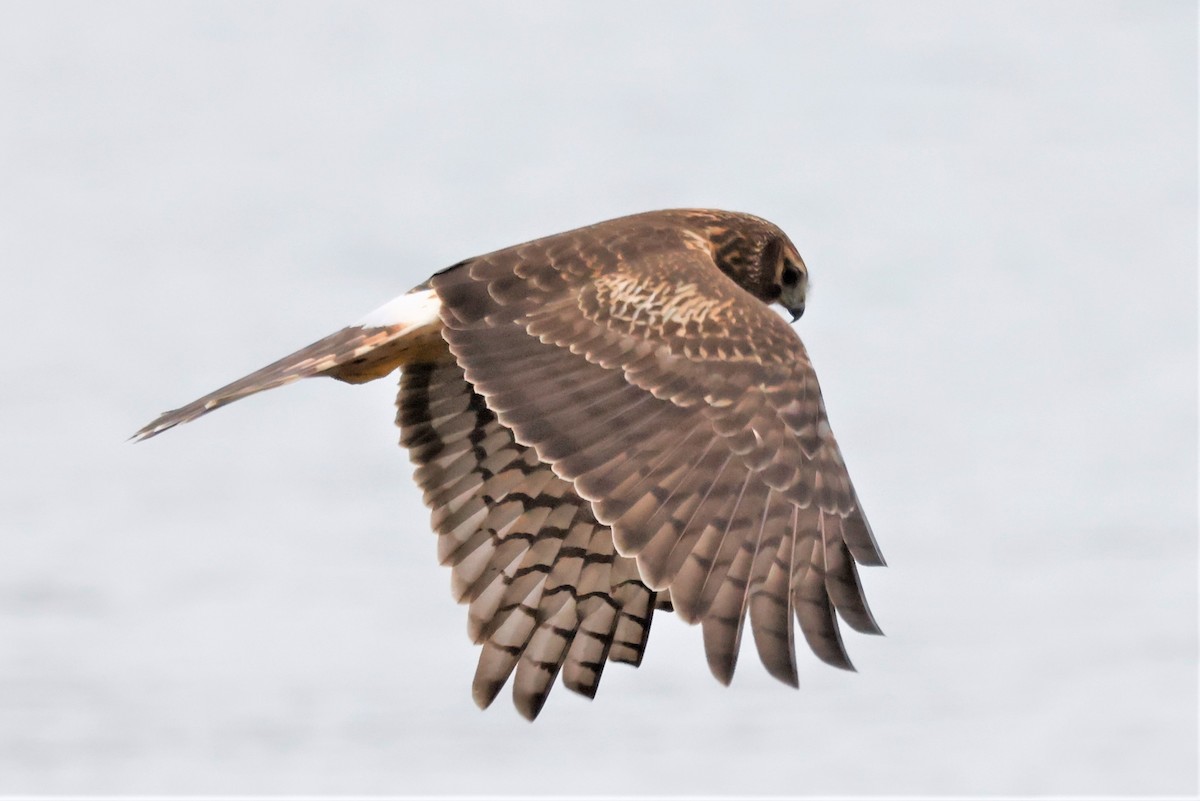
[133,289,444,441]
[432,223,884,687]
[397,361,660,720]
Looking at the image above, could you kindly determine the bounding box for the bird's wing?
[133,289,443,441]
[398,361,659,720]
[432,230,883,687]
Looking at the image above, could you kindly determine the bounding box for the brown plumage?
[135,209,884,720]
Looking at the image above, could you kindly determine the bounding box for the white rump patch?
[356,288,442,330]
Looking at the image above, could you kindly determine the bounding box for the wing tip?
[513,689,550,722]
[471,677,504,711]
[706,652,737,686]
[860,550,888,568]
[766,662,800,688]
[817,649,857,672]
[844,606,885,636]
[129,414,184,443]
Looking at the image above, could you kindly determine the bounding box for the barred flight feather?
[398,361,658,719]
[135,208,884,721]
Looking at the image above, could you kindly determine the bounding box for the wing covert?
[432,227,882,685]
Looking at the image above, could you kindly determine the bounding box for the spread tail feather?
[132,288,444,441]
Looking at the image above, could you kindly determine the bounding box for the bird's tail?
[132,288,445,441]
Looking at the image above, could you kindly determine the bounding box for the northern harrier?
[135,209,884,720]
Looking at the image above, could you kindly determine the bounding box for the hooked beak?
[787,303,805,322]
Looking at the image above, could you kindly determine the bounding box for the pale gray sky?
[1,1,1196,795]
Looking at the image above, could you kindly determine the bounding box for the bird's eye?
[781,265,801,286]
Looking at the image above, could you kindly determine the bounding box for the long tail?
[132,288,444,441]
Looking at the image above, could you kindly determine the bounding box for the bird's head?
[766,239,809,322]
[685,210,809,322]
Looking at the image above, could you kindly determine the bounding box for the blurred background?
[1,1,1195,795]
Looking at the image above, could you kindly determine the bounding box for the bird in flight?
[135,209,884,720]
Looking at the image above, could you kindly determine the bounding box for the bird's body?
[136,209,884,720]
